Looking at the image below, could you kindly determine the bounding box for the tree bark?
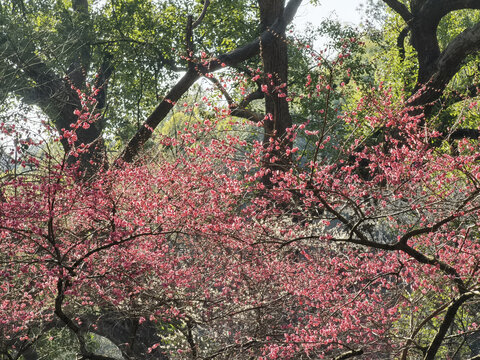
[383,0,480,116]
[259,0,292,144]
[410,21,480,111]
[0,0,110,178]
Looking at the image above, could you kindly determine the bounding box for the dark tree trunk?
[258,0,293,179]
[1,0,111,178]
[38,81,107,179]
[384,0,480,117]
[259,0,292,143]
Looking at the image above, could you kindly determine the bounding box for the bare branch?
[185,15,194,54]
[448,128,480,141]
[239,88,264,108]
[400,302,451,360]
[207,75,235,105]
[398,190,480,246]
[397,27,410,61]
[120,68,199,163]
[230,107,263,122]
[423,0,480,20]
[409,17,480,110]
[396,242,469,294]
[314,185,475,294]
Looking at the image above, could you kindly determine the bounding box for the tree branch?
[185,15,194,55]
[448,128,480,141]
[409,21,480,110]
[239,88,264,108]
[66,0,91,89]
[395,241,469,293]
[334,349,364,360]
[397,27,410,61]
[400,301,451,360]
[79,313,167,360]
[120,68,199,163]
[424,0,480,20]
[314,185,477,294]
[211,0,303,73]
[93,52,114,110]
[2,33,62,101]
[55,280,124,360]
[192,0,210,29]
[206,75,263,122]
[424,292,476,360]
[206,75,235,104]
[382,0,413,23]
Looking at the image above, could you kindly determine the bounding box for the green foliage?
[0,0,260,141]
[33,328,104,360]
[94,0,258,142]
[285,17,381,158]
[437,9,480,51]
[365,10,417,99]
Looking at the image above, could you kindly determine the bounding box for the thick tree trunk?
[258,0,293,179]
[38,82,106,179]
[1,0,109,178]
[259,0,292,145]
[384,0,480,117]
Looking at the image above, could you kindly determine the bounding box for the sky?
[290,0,369,51]
[293,0,368,28]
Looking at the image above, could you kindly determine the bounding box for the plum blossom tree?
[2,1,480,359]
[1,66,480,359]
